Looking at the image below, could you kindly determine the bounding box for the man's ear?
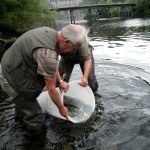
[64,39,70,45]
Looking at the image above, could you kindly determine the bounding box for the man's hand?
[79,77,88,87]
[42,86,47,92]
[59,81,70,93]
[59,106,68,119]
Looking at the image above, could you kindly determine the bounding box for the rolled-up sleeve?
[33,48,58,77]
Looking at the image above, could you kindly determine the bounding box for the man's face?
[59,39,80,54]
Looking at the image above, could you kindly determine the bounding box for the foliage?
[83,0,150,16]
[0,0,56,33]
[107,0,112,4]
[137,0,150,12]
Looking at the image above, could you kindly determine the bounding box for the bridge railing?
[52,1,135,9]
[55,3,136,11]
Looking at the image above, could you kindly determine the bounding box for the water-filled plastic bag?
[37,80,95,123]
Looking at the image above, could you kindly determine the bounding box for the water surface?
[0,17,150,149]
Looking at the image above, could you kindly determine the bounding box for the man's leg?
[14,100,24,122]
[14,95,46,146]
[14,95,45,135]
[58,58,75,82]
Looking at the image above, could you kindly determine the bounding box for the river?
[0,17,150,150]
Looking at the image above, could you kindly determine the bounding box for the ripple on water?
[0,18,150,149]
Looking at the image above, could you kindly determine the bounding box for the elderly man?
[58,44,98,93]
[1,24,98,135]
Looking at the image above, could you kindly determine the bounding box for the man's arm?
[44,76,68,118]
[56,70,69,92]
[79,59,92,87]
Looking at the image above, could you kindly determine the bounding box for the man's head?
[58,24,88,54]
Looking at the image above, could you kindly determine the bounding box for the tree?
[83,0,150,16]
[0,0,56,33]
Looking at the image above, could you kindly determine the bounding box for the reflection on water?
[0,17,150,149]
[64,95,92,121]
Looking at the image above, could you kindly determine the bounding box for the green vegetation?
[0,0,56,35]
[135,0,150,16]
[83,0,150,16]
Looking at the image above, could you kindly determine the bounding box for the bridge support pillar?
[70,10,75,24]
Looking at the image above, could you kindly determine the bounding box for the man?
[58,44,98,93]
[1,24,98,135]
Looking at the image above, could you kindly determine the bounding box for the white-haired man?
[58,24,98,91]
[1,24,98,136]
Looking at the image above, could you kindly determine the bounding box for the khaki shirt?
[33,48,58,77]
[60,43,91,61]
[33,43,92,77]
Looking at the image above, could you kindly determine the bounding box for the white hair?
[61,24,89,46]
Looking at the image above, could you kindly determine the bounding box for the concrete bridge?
[52,3,136,23]
[56,3,136,11]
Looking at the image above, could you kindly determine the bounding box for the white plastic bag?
[37,80,95,123]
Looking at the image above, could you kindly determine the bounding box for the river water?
[0,17,150,150]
